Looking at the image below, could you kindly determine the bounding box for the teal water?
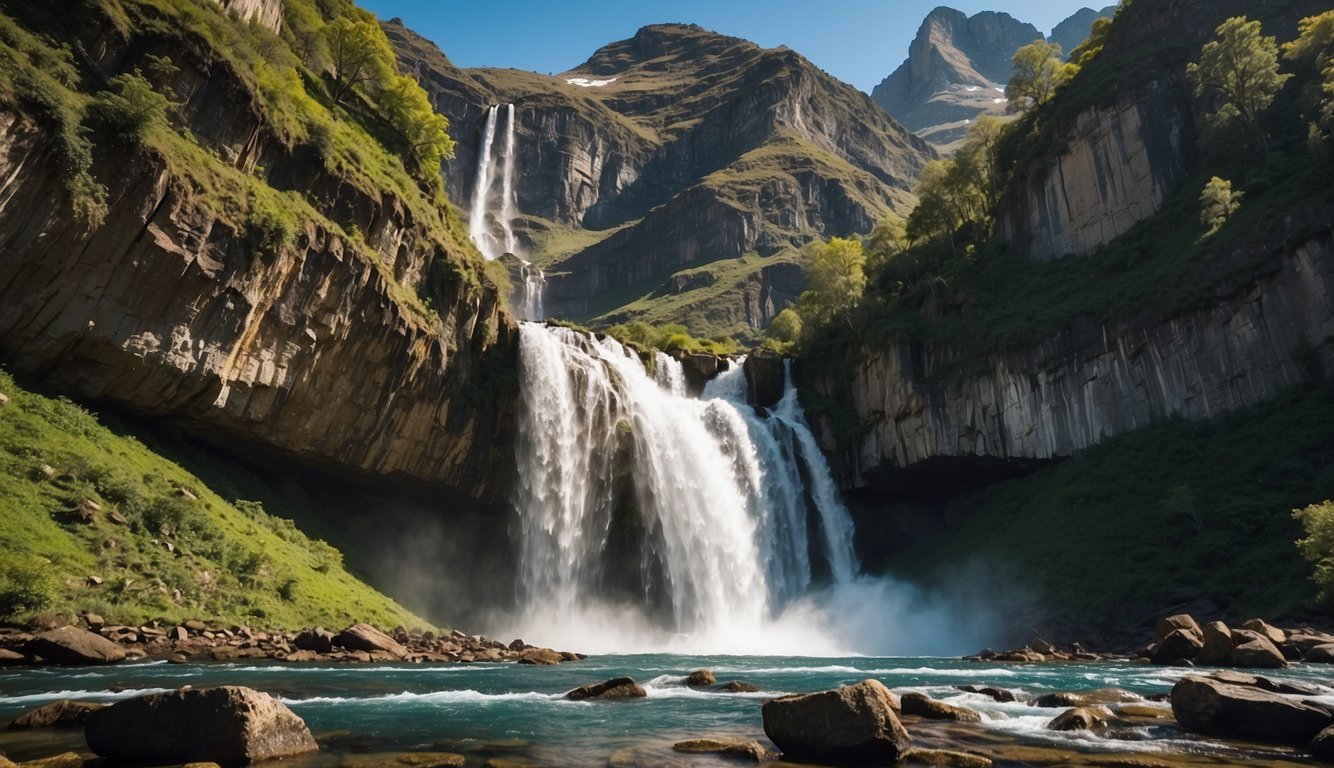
[2,655,1332,765]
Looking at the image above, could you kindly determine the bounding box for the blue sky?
[360,1,1105,93]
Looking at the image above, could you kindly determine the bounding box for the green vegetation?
[85,67,175,144]
[600,322,742,357]
[1199,176,1242,234]
[1188,17,1291,154]
[0,368,426,628]
[1296,499,1334,609]
[1006,40,1076,114]
[795,237,865,332]
[892,385,1334,627]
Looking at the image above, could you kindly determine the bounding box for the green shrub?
[0,559,57,620]
[1295,499,1334,607]
[85,68,174,143]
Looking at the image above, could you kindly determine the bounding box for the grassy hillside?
[0,368,427,630]
[889,384,1334,629]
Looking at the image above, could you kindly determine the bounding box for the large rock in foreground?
[24,627,125,665]
[762,679,910,764]
[85,686,318,764]
[1170,675,1333,745]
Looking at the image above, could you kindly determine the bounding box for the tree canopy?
[324,17,394,105]
[1007,40,1075,114]
[1187,16,1291,154]
[799,237,866,329]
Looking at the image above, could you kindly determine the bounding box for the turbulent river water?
[2,656,1332,765]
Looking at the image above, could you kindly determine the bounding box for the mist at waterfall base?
[491,324,1002,657]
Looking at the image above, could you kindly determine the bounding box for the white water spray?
[505,324,923,654]
[467,104,545,320]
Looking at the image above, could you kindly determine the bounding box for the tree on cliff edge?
[1188,17,1291,155]
[325,17,393,105]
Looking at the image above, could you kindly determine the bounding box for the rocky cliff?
[1048,6,1117,58]
[828,233,1334,491]
[0,0,517,503]
[823,0,1334,495]
[388,21,933,340]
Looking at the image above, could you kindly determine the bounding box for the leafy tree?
[1007,40,1075,113]
[1283,11,1334,131]
[324,17,393,104]
[1295,500,1334,608]
[800,237,866,330]
[864,217,908,275]
[1199,176,1242,234]
[85,68,175,143]
[1070,17,1112,66]
[380,73,456,180]
[1187,17,1291,155]
[767,307,803,344]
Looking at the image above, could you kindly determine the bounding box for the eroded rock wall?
[996,81,1191,261]
[824,237,1334,488]
[211,0,282,33]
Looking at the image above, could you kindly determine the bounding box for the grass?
[888,384,1334,629]
[0,369,428,630]
[590,250,802,342]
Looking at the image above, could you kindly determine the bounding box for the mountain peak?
[572,23,758,78]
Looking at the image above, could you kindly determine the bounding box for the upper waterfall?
[507,323,868,653]
[467,104,544,320]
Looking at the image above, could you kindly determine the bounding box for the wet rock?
[1240,618,1286,645]
[1288,632,1334,653]
[564,677,647,701]
[1047,706,1112,731]
[0,649,27,666]
[293,627,334,654]
[1150,628,1202,665]
[684,669,715,687]
[720,681,758,693]
[742,350,785,408]
[336,623,407,658]
[25,626,125,665]
[1195,621,1233,666]
[672,738,778,762]
[1306,643,1334,663]
[9,700,105,728]
[957,685,1015,703]
[1033,692,1080,709]
[607,748,689,768]
[339,753,465,767]
[85,685,318,763]
[517,648,563,666]
[904,748,994,766]
[1313,724,1334,761]
[1170,675,1333,745]
[1229,636,1287,669]
[762,679,910,764]
[900,692,982,722]
[13,753,82,768]
[1155,614,1201,641]
[1209,669,1322,696]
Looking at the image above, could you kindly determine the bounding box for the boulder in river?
[1196,621,1233,666]
[1312,724,1334,761]
[900,692,982,722]
[1229,636,1287,668]
[1305,643,1334,663]
[762,679,910,764]
[903,748,993,766]
[293,627,334,654]
[1047,706,1111,731]
[721,681,759,693]
[673,738,778,762]
[1155,613,1202,641]
[24,626,125,665]
[9,699,105,728]
[84,685,318,764]
[684,670,715,687]
[1240,618,1286,645]
[1150,628,1202,665]
[517,648,563,666]
[336,623,407,658]
[1170,675,1334,745]
[564,677,647,701]
[957,685,1015,703]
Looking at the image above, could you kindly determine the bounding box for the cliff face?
[828,236,1334,490]
[0,2,517,502]
[388,21,932,340]
[996,83,1191,261]
[212,0,282,33]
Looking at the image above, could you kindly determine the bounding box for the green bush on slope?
[0,369,426,629]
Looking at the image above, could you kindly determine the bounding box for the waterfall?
[467,105,499,261]
[509,324,862,652]
[467,104,545,321]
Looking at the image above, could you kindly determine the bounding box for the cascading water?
[506,323,875,654]
[467,104,545,320]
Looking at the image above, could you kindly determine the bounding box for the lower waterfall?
[502,324,998,655]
